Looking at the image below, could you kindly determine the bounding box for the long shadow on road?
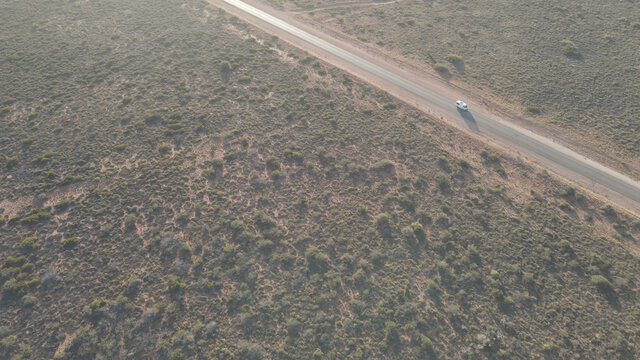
[457,109,479,132]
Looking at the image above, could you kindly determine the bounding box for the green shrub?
[447,54,462,64]
[433,63,450,75]
[176,211,189,225]
[560,39,579,56]
[238,75,252,84]
[436,174,450,192]
[179,243,192,257]
[219,60,231,72]
[286,318,302,337]
[158,144,171,155]
[193,257,204,270]
[223,152,236,161]
[63,237,79,249]
[5,156,19,168]
[237,341,264,360]
[89,298,107,311]
[54,198,73,212]
[559,239,573,252]
[167,275,186,293]
[20,208,51,225]
[1,278,27,298]
[4,256,26,268]
[411,222,425,239]
[524,105,541,115]
[254,210,276,229]
[523,272,535,286]
[375,212,390,229]
[212,158,224,169]
[20,263,34,273]
[558,201,574,212]
[305,246,329,273]
[124,214,137,229]
[257,240,274,254]
[600,204,616,217]
[486,153,500,164]
[284,148,304,163]
[22,295,37,308]
[19,237,39,251]
[384,321,400,345]
[420,335,434,352]
[402,226,417,246]
[590,275,613,294]
[144,112,163,125]
[265,156,280,171]
[370,159,395,172]
[426,279,441,298]
[202,169,216,179]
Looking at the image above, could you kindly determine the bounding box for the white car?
[456,100,468,111]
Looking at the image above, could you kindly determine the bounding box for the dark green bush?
[447,54,462,64]
[167,276,187,293]
[212,158,224,169]
[158,144,171,155]
[370,159,395,172]
[433,63,450,75]
[305,246,329,273]
[22,295,37,308]
[524,105,541,115]
[590,275,614,294]
[19,237,39,251]
[63,237,79,249]
[384,321,400,346]
[286,318,302,337]
[144,112,163,125]
[265,156,280,171]
[560,39,579,56]
[5,156,19,168]
[124,214,137,229]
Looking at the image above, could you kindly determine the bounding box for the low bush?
[447,54,462,64]
[19,237,39,251]
[560,39,579,57]
[63,237,79,249]
[590,275,614,294]
[433,63,450,76]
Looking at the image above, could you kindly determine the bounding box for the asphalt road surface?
[221,0,640,212]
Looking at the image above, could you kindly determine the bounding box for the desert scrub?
[62,237,79,249]
[5,156,19,168]
[560,39,579,57]
[524,105,541,115]
[158,144,171,155]
[370,159,395,172]
[433,63,450,76]
[19,237,39,251]
[446,54,462,64]
[590,275,614,294]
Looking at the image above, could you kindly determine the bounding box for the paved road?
[222,0,640,211]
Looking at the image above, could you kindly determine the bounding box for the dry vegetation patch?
[0,0,639,359]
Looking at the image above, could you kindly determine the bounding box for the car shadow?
[457,108,479,132]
